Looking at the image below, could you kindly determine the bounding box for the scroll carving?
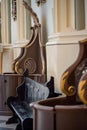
[78,73,87,104]
[12,1,45,77]
[23,1,40,27]
[61,71,76,96]
[61,39,87,97]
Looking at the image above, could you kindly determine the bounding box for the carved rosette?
[78,73,87,104]
[61,71,76,96]
[15,57,37,74]
[24,57,36,74]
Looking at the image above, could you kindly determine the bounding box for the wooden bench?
[6,71,61,130]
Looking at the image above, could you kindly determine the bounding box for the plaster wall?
[31,0,54,44]
[46,43,79,93]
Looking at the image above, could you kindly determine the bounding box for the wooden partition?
[0,53,2,73]
[0,74,23,115]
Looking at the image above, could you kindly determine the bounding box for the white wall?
[46,43,79,93]
[31,0,54,44]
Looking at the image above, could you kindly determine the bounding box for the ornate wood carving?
[12,1,45,81]
[61,38,87,101]
[78,73,87,104]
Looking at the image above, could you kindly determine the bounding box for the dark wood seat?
[4,2,62,130]
[31,38,87,130]
[6,69,61,130]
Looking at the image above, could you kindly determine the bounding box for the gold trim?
[61,71,76,96]
[78,80,87,104]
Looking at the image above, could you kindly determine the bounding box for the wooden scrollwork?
[23,1,40,27]
[78,73,87,104]
[12,1,45,78]
[61,71,76,96]
[61,38,87,97]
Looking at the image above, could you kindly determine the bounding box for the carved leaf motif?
[61,71,76,96]
[78,76,87,104]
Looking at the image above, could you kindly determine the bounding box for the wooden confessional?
[0,1,46,115]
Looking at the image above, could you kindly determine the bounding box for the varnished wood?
[12,1,45,81]
[0,74,23,115]
[0,53,2,73]
[0,1,46,116]
[61,38,87,103]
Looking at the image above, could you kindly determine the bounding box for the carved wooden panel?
[0,74,23,115]
[12,1,46,83]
